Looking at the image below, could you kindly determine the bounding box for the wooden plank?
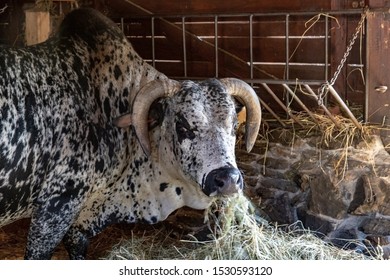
[147,59,326,82]
[328,2,365,104]
[130,36,326,63]
[330,0,349,99]
[5,2,24,46]
[109,0,331,17]
[120,11,329,82]
[121,16,326,38]
[367,0,390,8]
[130,37,326,79]
[215,38,326,63]
[155,17,256,79]
[153,61,213,78]
[0,5,10,45]
[365,11,390,125]
[110,0,367,116]
[25,10,50,46]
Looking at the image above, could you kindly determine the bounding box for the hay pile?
[104,194,381,260]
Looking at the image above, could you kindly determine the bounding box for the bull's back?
[0,42,121,227]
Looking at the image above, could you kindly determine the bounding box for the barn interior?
[1,0,390,260]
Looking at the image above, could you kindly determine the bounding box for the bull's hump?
[58,8,124,48]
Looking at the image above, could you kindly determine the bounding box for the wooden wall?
[104,0,332,17]
[2,0,385,122]
[102,0,367,114]
[0,0,27,46]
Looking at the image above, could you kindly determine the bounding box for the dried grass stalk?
[104,194,381,260]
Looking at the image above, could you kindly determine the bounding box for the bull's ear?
[113,113,132,128]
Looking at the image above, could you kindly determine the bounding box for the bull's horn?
[132,79,181,156]
[220,78,261,152]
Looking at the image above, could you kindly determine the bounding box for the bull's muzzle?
[203,167,244,196]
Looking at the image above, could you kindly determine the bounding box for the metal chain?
[317,7,369,106]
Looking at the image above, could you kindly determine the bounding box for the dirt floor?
[0,207,207,260]
[0,219,131,259]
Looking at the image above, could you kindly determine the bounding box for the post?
[365,5,390,125]
[25,9,50,46]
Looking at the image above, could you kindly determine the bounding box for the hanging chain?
[317,7,369,106]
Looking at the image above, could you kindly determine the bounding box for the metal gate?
[115,7,386,130]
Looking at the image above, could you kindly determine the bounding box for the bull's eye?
[176,114,196,143]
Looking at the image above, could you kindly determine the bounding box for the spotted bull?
[0,8,261,259]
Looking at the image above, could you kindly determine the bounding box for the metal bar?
[282,84,320,126]
[364,12,371,124]
[182,17,187,77]
[250,79,324,85]
[284,14,290,116]
[303,84,341,128]
[124,9,363,19]
[325,16,329,84]
[328,84,362,129]
[285,14,290,81]
[259,99,287,127]
[120,18,124,33]
[324,16,329,108]
[252,62,330,66]
[171,77,325,85]
[249,15,254,85]
[214,16,218,78]
[151,17,156,68]
[120,3,366,130]
[261,83,304,127]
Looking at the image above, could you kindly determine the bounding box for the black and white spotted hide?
[0,8,261,259]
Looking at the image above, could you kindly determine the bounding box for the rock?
[362,218,390,236]
[239,133,390,257]
[296,208,337,235]
[365,235,390,247]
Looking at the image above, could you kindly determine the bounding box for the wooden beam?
[25,9,50,46]
[368,0,390,8]
[365,10,390,125]
[330,0,349,99]
[110,0,331,17]
[118,0,281,80]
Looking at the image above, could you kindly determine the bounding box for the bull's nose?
[203,167,243,196]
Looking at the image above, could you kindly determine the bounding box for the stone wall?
[237,133,390,258]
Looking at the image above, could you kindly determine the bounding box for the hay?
[104,194,381,260]
[259,109,390,181]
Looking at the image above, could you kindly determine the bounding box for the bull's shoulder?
[57,8,124,49]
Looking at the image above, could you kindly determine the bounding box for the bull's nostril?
[215,173,239,188]
[203,167,244,196]
[232,174,240,184]
[215,178,225,188]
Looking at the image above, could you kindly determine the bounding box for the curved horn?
[220,78,261,152]
[132,79,181,157]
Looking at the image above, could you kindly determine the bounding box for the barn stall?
[0,0,390,259]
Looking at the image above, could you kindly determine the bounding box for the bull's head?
[114,78,261,197]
